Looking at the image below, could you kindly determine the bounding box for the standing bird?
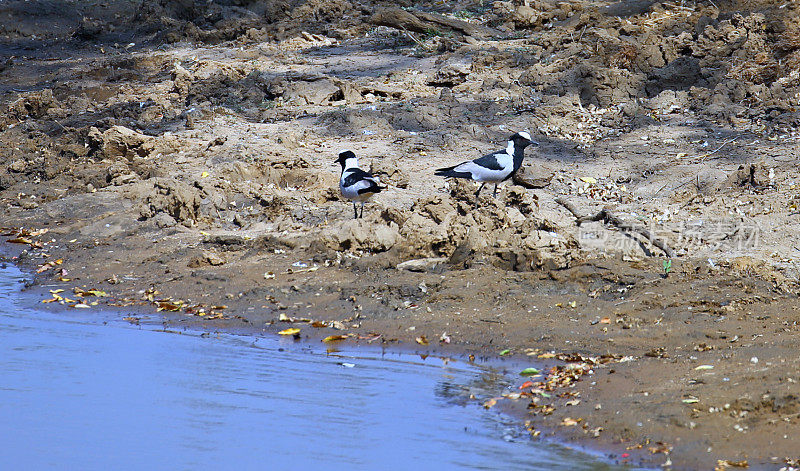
[336,150,385,219]
[435,131,536,207]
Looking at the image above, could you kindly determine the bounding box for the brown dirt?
[2,0,800,469]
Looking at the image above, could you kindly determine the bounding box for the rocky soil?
[2,0,800,469]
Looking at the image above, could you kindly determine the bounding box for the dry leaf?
[715,459,748,470]
[156,301,182,312]
[415,336,429,345]
[278,328,301,336]
[323,335,347,343]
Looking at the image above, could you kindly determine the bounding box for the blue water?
[0,262,630,470]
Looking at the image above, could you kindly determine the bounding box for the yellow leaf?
[278,328,301,336]
[415,335,429,345]
[676,152,688,158]
[538,353,556,359]
[50,289,64,294]
[201,171,210,178]
[579,177,597,184]
[323,335,347,343]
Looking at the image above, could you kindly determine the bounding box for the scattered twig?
[655,176,697,196]
[370,7,499,39]
[555,197,676,257]
[702,137,738,160]
[401,27,430,50]
[577,25,587,43]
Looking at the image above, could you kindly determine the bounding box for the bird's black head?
[510,131,538,149]
[335,150,356,169]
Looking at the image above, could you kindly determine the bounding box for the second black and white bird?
[434,131,536,206]
[336,150,385,219]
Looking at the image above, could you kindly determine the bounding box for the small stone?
[8,159,26,173]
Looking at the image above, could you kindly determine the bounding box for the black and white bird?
[336,150,385,219]
[435,131,537,206]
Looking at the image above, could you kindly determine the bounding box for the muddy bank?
[2,0,800,469]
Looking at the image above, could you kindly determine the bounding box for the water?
[0,262,630,470]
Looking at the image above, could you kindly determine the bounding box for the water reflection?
[0,263,634,470]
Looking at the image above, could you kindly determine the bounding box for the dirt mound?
[489,0,800,130]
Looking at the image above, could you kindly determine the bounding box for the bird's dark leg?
[353,202,358,219]
[493,183,498,198]
[474,183,486,208]
[360,202,365,219]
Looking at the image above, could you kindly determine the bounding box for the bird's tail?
[434,165,457,177]
[435,165,472,180]
[358,183,386,195]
